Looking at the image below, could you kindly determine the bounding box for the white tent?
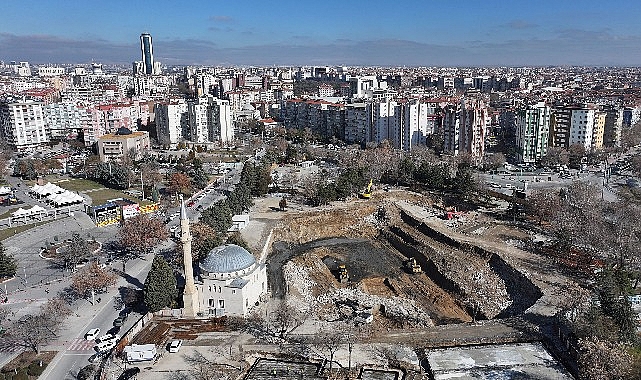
[0,186,12,195]
[29,205,47,214]
[12,208,31,217]
[37,182,64,197]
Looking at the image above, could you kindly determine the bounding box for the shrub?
[12,369,29,380]
[27,360,46,376]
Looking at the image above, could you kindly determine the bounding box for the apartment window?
[218,299,225,309]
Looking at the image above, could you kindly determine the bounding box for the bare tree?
[5,298,70,353]
[119,213,168,259]
[314,326,346,374]
[71,262,117,304]
[578,337,632,380]
[55,232,90,271]
[270,300,304,339]
[183,349,243,380]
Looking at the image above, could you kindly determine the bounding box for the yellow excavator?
[360,179,373,199]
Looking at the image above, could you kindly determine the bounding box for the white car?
[488,182,501,189]
[169,225,179,233]
[97,333,119,344]
[94,340,116,353]
[504,184,516,189]
[85,328,100,341]
[168,339,183,353]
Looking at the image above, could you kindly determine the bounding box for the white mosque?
[179,198,267,317]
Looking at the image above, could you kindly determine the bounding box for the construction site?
[269,190,563,329]
[123,188,578,379]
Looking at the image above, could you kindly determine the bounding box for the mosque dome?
[199,244,256,274]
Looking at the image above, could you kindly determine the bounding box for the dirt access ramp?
[395,200,578,318]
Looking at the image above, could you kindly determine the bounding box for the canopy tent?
[11,208,31,218]
[32,182,65,197]
[29,205,47,214]
[0,186,12,195]
[47,191,84,206]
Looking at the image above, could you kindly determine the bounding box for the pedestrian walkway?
[67,338,95,352]
[0,341,24,353]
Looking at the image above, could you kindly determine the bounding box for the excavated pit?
[267,196,543,327]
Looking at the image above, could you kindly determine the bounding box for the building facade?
[96,128,150,162]
[0,99,49,151]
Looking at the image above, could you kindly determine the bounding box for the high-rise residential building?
[551,105,596,150]
[155,100,188,147]
[592,111,605,150]
[140,33,154,75]
[440,98,487,158]
[187,96,234,144]
[515,102,551,163]
[441,104,460,155]
[43,102,83,141]
[344,103,370,145]
[458,98,487,159]
[569,107,594,150]
[603,106,623,148]
[0,98,49,151]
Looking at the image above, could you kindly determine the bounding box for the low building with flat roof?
[97,127,150,162]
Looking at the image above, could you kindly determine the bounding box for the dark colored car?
[117,367,140,380]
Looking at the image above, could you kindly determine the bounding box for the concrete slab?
[426,342,573,379]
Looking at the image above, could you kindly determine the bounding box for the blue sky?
[2,0,641,66]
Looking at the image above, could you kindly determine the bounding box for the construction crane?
[360,179,373,199]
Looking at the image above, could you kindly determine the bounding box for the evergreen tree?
[200,200,233,234]
[143,255,177,313]
[0,243,17,279]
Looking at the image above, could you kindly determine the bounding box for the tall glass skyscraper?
[140,33,154,75]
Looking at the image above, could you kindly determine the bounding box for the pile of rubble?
[283,256,433,327]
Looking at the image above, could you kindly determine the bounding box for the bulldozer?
[360,179,373,199]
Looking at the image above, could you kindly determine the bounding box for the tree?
[168,172,192,195]
[578,337,632,380]
[190,223,223,262]
[71,262,117,304]
[314,325,346,374]
[540,147,569,168]
[270,300,304,339]
[76,364,96,380]
[526,189,562,225]
[226,232,250,251]
[6,298,70,353]
[200,200,233,234]
[143,255,177,312]
[56,232,90,271]
[279,197,288,211]
[118,214,168,257]
[0,242,17,279]
[483,153,506,171]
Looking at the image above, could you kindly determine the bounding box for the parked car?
[97,333,119,344]
[113,316,126,327]
[168,340,183,353]
[94,340,116,353]
[85,328,100,341]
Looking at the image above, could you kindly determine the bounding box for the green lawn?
[0,208,18,220]
[88,188,154,206]
[54,178,103,192]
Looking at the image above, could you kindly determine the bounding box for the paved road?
[39,244,166,380]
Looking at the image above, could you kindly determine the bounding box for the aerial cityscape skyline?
[2,0,641,66]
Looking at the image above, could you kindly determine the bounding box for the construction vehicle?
[337,265,349,283]
[360,179,373,199]
[405,258,422,274]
